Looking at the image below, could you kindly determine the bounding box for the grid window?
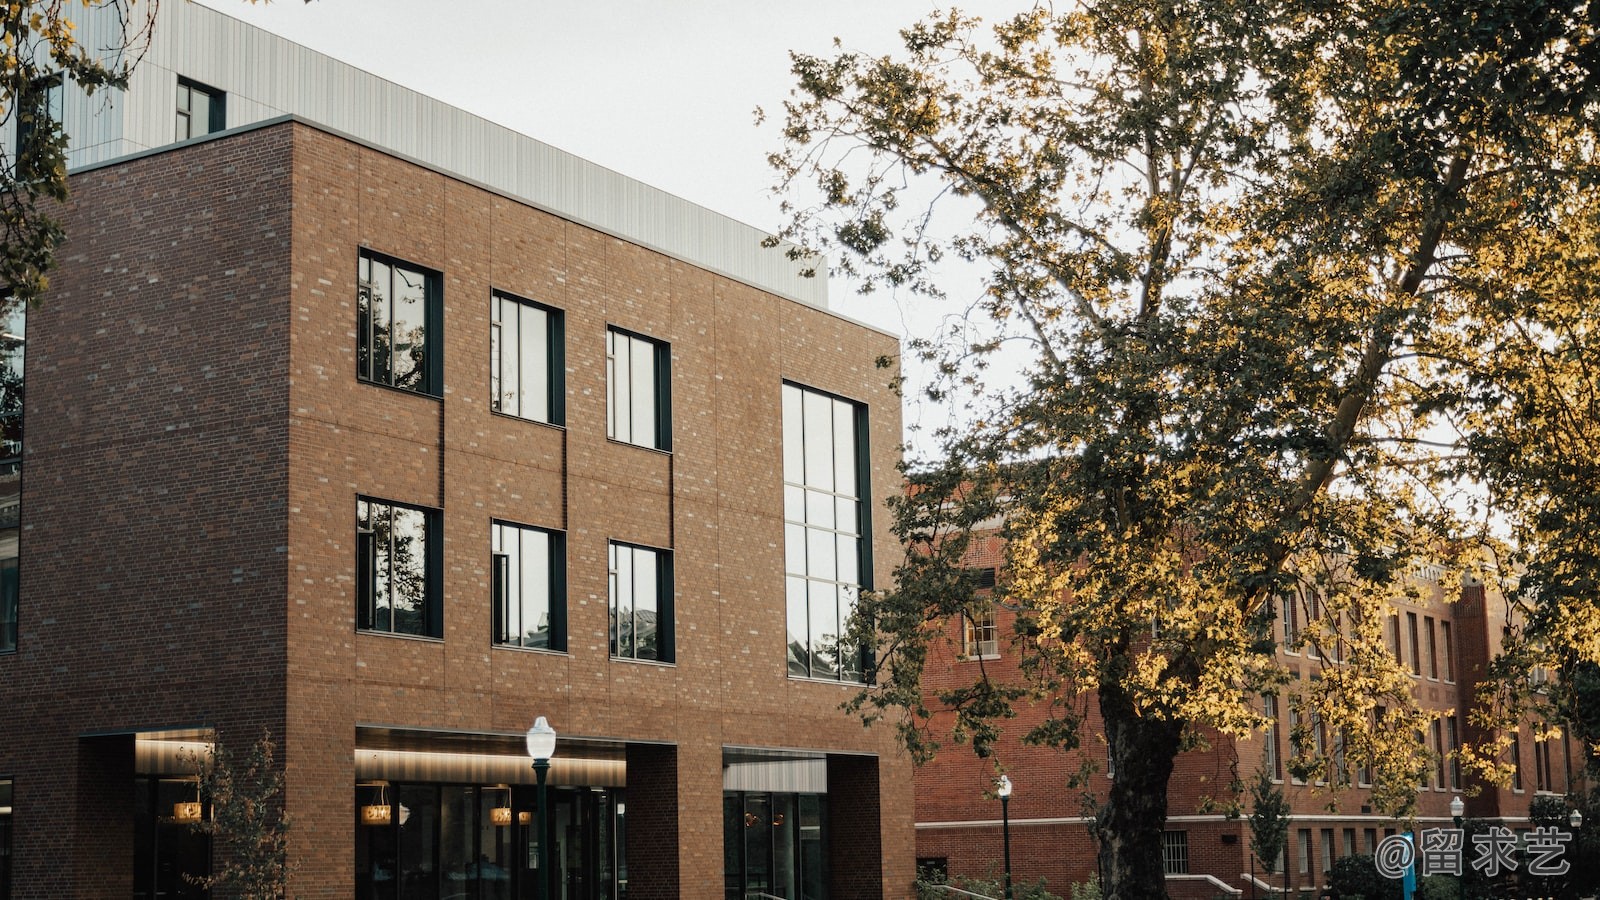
[491,522,565,652]
[783,383,870,681]
[1161,831,1189,875]
[357,498,442,638]
[608,542,672,662]
[605,327,670,450]
[1280,595,1299,653]
[963,607,999,659]
[0,303,21,654]
[357,251,442,395]
[175,77,225,141]
[491,292,563,424]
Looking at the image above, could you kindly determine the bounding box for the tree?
[183,729,294,900]
[1247,770,1288,879]
[768,2,1600,897]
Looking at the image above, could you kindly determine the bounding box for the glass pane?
[391,265,429,391]
[398,784,440,897]
[782,385,802,484]
[502,526,521,641]
[390,506,428,635]
[805,489,833,529]
[480,789,514,899]
[840,584,862,681]
[520,304,548,422]
[835,497,857,536]
[629,337,656,446]
[744,795,773,896]
[613,544,632,657]
[371,503,392,632]
[724,795,743,900]
[784,524,805,577]
[368,259,392,386]
[833,398,857,496]
[836,534,858,585]
[772,793,798,897]
[799,795,825,899]
[808,581,839,679]
[806,527,836,582]
[786,576,809,678]
[490,318,505,412]
[439,786,476,892]
[608,331,627,441]
[191,91,211,136]
[801,391,834,491]
[633,548,658,660]
[522,528,551,648]
[783,485,803,524]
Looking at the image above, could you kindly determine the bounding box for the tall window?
[1161,831,1189,874]
[782,383,869,681]
[1406,612,1421,675]
[492,522,564,652]
[1321,829,1335,873]
[16,73,63,180]
[1511,734,1524,790]
[1264,695,1282,780]
[609,541,672,662]
[1446,715,1461,788]
[1441,621,1455,682]
[1297,829,1311,875]
[963,608,998,659]
[174,77,225,140]
[357,251,442,396]
[0,303,22,654]
[1425,616,1438,679]
[605,327,669,450]
[491,292,563,424]
[1280,595,1299,653]
[356,498,442,638]
[1432,720,1447,788]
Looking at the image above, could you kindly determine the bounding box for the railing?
[1166,873,1243,896]
[920,886,1000,900]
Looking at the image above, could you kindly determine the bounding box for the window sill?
[611,655,675,668]
[357,629,443,643]
[358,377,442,402]
[788,674,868,686]
[604,436,672,456]
[490,409,565,430]
[960,654,1001,662]
[492,643,569,657]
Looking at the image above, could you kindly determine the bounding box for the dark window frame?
[607,540,673,663]
[0,301,23,655]
[16,72,63,182]
[175,76,225,141]
[490,291,565,425]
[356,249,444,397]
[491,520,566,653]
[604,325,671,451]
[356,496,443,639]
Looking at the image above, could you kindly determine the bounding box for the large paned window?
[962,608,998,659]
[0,303,22,654]
[357,498,442,639]
[174,77,224,141]
[783,383,869,681]
[490,292,563,424]
[723,791,827,900]
[609,541,672,662]
[357,251,442,396]
[605,327,670,450]
[16,73,62,181]
[132,776,210,900]
[492,521,565,652]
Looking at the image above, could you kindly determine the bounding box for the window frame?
[0,302,21,656]
[356,249,444,397]
[1161,831,1189,875]
[490,291,564,425]
[781,381,872,683]
[356,496,443,639]
[175,76,225,141]
[491,520,566,653]
[604,326,671,451]
[607,540,674,663]
[962,606,999,660]
[16,72,64,181]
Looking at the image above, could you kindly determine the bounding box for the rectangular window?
[1511,734,1524,791]
[1161,831,1189,875]
[357,251,442,396]
[1298,829,1311,875]
[491,521,565,652]
[1321,829,1335,873]
[608,541,672,663]
[175,77,225,141]
[1425,616,1439,679]
[1441,621,1455,682]
[1288,706,1305,785]
[1281,595,1299,654]
[1343,828,1355,859]
[1447,715,1461,789]
[0,303,21,654]
[1535,737,1552,792]
[1305,594,1320,660]
[1264,695,1282,781]
[1406,612,1421,675]
[356,497,442,638]
[17,73,63,180]
[1364,829,1377,855]
[962,607,998,659]
[490,292,563,424]
[605,327,670,450]
[1432,720,1447,789]
[782,383,870,682]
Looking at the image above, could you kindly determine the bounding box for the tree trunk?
[1098,681,1185,900]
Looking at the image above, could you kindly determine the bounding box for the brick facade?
[0,120,916,898]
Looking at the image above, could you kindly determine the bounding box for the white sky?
[188,0,1011,332]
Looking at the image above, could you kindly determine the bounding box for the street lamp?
[996,775,1014,900]
[1451,796,1465,900]
[526,716,557,900]
[1571,806,1584,831]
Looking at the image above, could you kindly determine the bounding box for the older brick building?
[0,5,913,898]
[914,534,1590,899]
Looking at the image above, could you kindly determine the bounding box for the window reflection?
[608,542,670,662]
[492,522,564,651]
[358,252,439,396]
[358,498,439,638]
[0,303,22,654]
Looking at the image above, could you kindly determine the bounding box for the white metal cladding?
[45,0,830,310]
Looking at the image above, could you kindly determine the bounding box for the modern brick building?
[914,535,1591,898]
[0,4,913,898]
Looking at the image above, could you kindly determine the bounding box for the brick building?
[914,534,1590,898]
[0,4,913,898]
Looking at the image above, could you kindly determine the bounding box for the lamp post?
[526,716,557,900]
[1571,806,1584,832]
[997,775,1014,900]
[1450,795,1465,900]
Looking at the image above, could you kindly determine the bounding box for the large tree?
[768,1,1600,897]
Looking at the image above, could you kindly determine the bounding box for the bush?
[912,864,1064,900]
[1330,854,1401,900]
